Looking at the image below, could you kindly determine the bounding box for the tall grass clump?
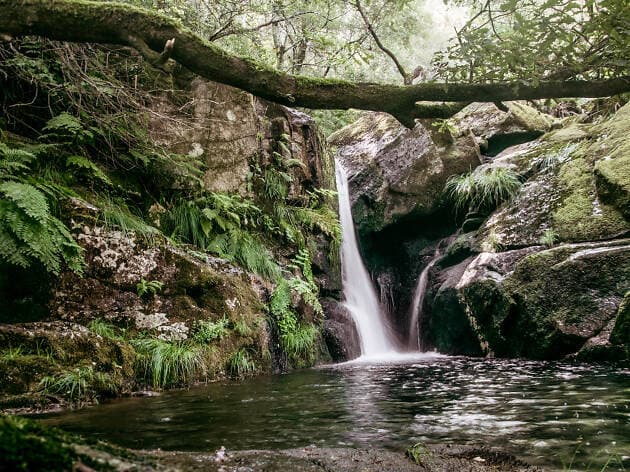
[226,348,257,378]
[282,323,318,365]
[131,338,206,389]
[445,166,522,214]
[40,366,118,405]
[88,319,124,341]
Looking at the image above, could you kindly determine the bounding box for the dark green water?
[39,355,629,471]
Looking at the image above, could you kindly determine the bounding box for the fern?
[66,155,112,186]
[0,183,84,274]
[0,181,50,222]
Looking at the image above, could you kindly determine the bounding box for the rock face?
[329,113,480,237]
[422,103,630,361]
[334,100,629,360]
[321,298,361,361]
[0,71,353,408]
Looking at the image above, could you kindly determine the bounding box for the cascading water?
[407,245,442,350]
[335,163,396,356]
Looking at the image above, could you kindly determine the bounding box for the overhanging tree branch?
[1,0,629,128]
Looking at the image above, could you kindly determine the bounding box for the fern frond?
[66,155,112,186]
[0,181,49,223]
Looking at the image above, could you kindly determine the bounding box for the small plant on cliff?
[193,316,229,344]
[431,118,458,135]
[136,279,164,298]
[539,228,559,247]
[445,166,522,214]
[88,319,124,341]
[132,338,206,389]
[282,323,318,366]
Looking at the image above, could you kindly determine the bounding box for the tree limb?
[353,0,410,84]
[1,0,629,128]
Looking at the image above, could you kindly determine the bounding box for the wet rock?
[329,112,480,236]
[321,299,360,361]
[426,240,630,359]
[477,104,630,250]
[452,101,554,156]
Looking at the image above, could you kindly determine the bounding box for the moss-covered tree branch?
[2,0,629,127]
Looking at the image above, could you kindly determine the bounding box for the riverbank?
[1,414,540,471]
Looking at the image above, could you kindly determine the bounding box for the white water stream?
[335,163,397,356]
[407,246,442,349]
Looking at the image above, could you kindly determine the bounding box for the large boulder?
[329,112,480,236]
[476,105,630,250]
[426,238,630,360]
[452,101,555,155]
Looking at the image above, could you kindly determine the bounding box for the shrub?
[445,166,522,214]
[39,366,118,405]
[193,316,230,344]
[131,338,206,389]
[226,348,257,378]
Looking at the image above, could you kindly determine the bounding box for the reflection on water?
[38,357,630,471]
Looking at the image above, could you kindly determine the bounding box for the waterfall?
[335,163,396,356]
[408,246,442,350]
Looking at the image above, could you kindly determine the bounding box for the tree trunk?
[2,0,629,127]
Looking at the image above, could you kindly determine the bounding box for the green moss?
[406,442,434,467]
[508,102,554,131]
[499,245,630,359]
[595,153,630,219]
[0,415,76,472]
[610,292,630,346]
[552,157,628,241]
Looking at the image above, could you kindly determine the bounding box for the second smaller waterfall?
[408,245,442,350]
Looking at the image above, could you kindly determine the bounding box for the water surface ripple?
[39,357,629,471]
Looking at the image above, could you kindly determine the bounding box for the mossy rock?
[595,154,630,220]
[0,322,136,391]
[0,354,58,395]
[0,415,76,472]
[552,157,628,241]
[500,242,630,359]
[610,292,630,346]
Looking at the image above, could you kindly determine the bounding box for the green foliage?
[65,155,112,186]
[233,317,254,337]
[0,346,24,361]
[445,167,522,214]
[136,279,164,298]
[434,0,630,84]
[539,228,558,247]
[263,167,292,200]
[98,197,160,239]
[226,348,257,378]
[131,338,206,389]
[0,180,84,275]
[406,442,433,467]
[269,251,323,366]
[533,144,575,171]
[281,323,318,365]
[270,279,298,336]
[88,319,124,341]
[0,416,76,472]
[162,194,281,279]
[40,366,118,405]
[431,119,458,135]
[193,316,230,344]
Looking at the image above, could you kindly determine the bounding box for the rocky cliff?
[333,100,628,360]
[0,40,345,411]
